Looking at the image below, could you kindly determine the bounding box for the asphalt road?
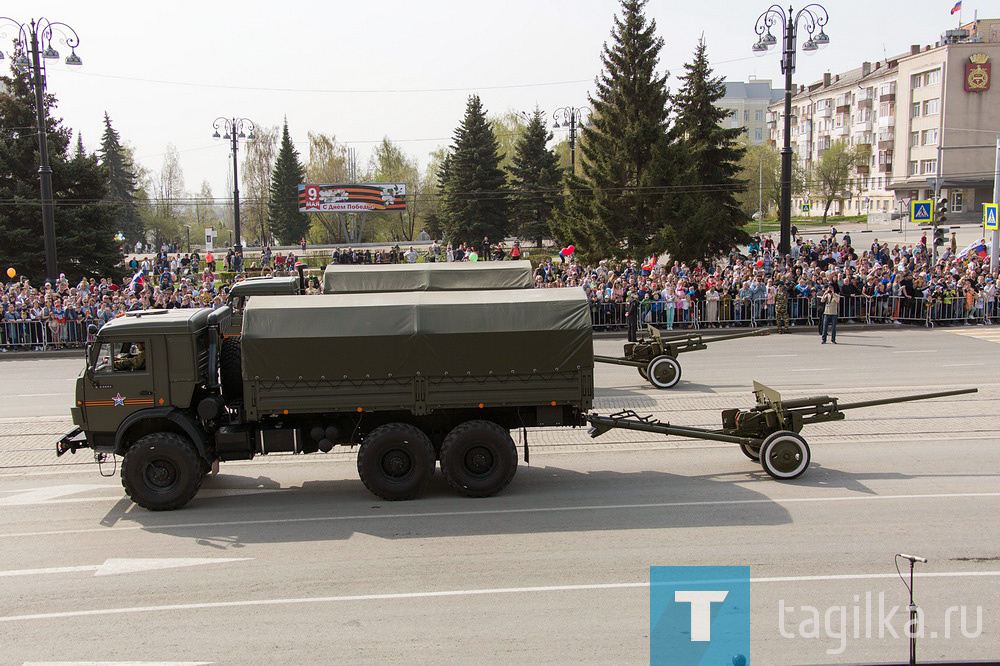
[1,326,998,665]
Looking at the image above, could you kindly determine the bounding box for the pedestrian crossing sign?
[911,200,933,223]
[985,203,999,231]
[802,203,811,212]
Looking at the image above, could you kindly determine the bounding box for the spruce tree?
[267,119,309,244]
[440,94,509,246]
[0,59,122,282]
[553,0,672,259]
[661,38,750,262]
[98,113,144,246]
[507,109,562,244]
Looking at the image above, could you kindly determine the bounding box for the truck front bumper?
[56,427,88,456]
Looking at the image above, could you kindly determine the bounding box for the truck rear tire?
[357,423,435,501]
[122,432,203,510]
[220,336,243,402]
[439,420,517,498]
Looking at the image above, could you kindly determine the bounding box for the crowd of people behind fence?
[2,228,997,352]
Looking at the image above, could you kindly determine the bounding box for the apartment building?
[719,78,784,144]
[764,18,999,222]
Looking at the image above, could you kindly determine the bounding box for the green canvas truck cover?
[241,289,592,382]
[322,262,533,294]
[228,275,300,299]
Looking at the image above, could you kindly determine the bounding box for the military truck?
[59,289,593,510]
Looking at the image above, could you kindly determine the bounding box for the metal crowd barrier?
[587,294,998,331]
[0,319,92,352]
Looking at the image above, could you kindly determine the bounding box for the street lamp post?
[552,106,591,175]
[0,17,82,283]
[212,117,255,254]
[753,4,829,256]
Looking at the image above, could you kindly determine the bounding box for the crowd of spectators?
[2,228,997,352]
[530,229,998,330]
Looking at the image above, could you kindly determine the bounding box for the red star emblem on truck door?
[112,393,126,406]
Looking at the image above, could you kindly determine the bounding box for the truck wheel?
[122,432,203,510]
[739,442,761,462]
[439,420,517,498]
[646,355,681,389]
[760,431,810,480]
[357,423,435,501]
[220,336,243,402]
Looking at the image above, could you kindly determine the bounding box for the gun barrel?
[660,328,772,344]
[835,388,977,411]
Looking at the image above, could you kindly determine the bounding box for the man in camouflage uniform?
[775,282,790,333]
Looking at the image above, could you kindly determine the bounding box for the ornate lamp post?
[753,4,829,256]
[552,106,592,175]
[0,17,82,283]
[212,117,255,254]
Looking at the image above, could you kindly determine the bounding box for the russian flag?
[951,1,962,14]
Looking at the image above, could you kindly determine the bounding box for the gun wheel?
[646,355,681,389]
[760,431,810,480]
[637,367,648,380]
[739,442,761,462]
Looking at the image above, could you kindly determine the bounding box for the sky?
[2,0,983,201]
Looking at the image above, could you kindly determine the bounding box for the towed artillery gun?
[586,381,977,479]
[594,325,772,389]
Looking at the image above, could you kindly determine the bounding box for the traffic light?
[933,226,948,246]
[937,196,948,222]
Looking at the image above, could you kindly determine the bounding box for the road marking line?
[941,364,982,367]
[4,571,1000,623]
[893,350,936,354]
[756,354,799,358]
[788,368,832,371]
[0,557,251,578]
[3,491,999,539]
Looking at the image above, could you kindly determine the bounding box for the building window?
[911,102,921,118]
[754,128,763,141]
[733,110,739,120]
[755,110,763,122]
[909,161,919,176]
[924,69,941,86]
[922,98,940,115]
[910,131,920,147]
[952,190,963,213]
[922,128,938,145]
[921,159,937,174]
[911,73,923,89]
[744,110,750,122]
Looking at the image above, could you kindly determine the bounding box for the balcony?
[837,104,851,114]
[879,163,892,173]
[854,120,874,132]
[879,92,896,102]
[816,106,833,118]
[878,115,895,127]
[834,125,850,136]
[856,164,870,174]
[856,142,872,153]
[857,97,874,109]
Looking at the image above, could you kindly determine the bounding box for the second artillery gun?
[594,324,772,389]
[587,381,977,479]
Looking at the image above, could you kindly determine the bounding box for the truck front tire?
[122,432,203,510]
[357,423,435,501]
[439,420,518,497]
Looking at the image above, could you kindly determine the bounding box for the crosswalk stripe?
[948,326,1000,343]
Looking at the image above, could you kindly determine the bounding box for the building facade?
[719,78,784,145]
[764,18,999,223]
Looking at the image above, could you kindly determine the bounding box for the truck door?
[83,340,157,433]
